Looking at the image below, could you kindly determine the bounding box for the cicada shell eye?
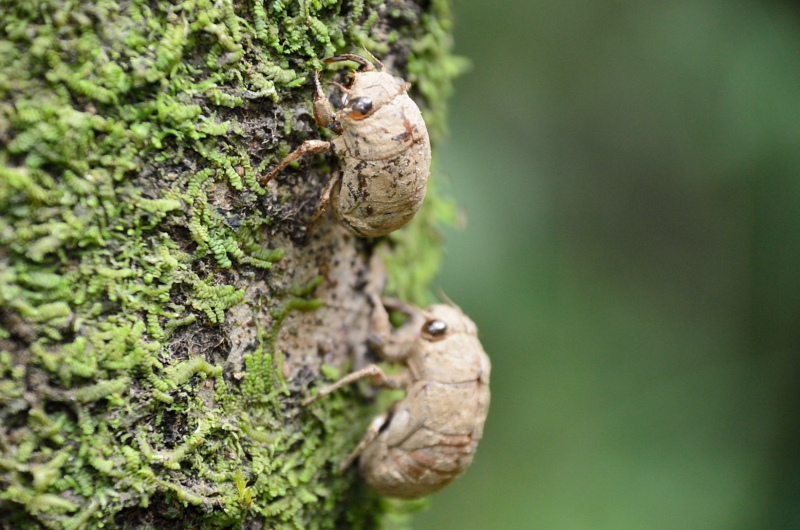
[347,96,374,120]
[421,319,447,342]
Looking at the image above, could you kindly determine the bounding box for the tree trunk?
[0,0,465,527]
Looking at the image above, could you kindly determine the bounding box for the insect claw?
[337,459,353,475]
[324,53,375,71]
[362,47,384,70]
[327,81,351,94]
[313,71,324,95]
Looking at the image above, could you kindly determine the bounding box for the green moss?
[0,0,464,527]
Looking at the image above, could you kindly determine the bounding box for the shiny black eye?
[422,319,447,339]
[350,97,373,116]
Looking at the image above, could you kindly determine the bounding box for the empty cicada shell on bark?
[303,296,490,498]
[260,53,431,238]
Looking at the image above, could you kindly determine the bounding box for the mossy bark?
[0,0,465,528]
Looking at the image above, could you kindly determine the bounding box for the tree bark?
[0,0,465,528]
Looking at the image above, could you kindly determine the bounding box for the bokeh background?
[416,0,800,528]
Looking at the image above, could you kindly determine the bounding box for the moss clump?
[0,0,465,527]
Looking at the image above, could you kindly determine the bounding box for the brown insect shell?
[329,69,431,237]
[359,304,491,498]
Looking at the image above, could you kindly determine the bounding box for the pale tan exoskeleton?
[303,295,490,498]
[259,53,431,238]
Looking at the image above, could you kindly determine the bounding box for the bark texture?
[0,0,465,527]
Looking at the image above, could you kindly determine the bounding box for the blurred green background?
[416,0,800,528]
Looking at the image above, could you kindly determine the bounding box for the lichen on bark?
[0,0,466,528]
